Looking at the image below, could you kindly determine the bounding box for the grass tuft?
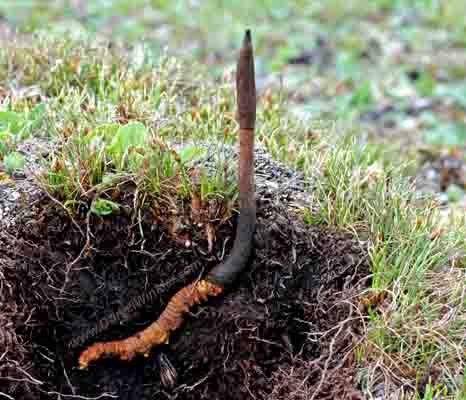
[304,133,466,398]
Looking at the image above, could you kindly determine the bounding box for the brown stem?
[206,28,256,287]
[78,29,256,369]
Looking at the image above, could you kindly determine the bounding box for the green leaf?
[179,145,207,164]
[4,151,26,174]
[350,82,373,109]
[84,123,120,145]
[108,122,149,160]
[19,103,47,138]
[0,111,24,134]
[27,103,46,128]
[90,198,120,216]
[29,103,46,121]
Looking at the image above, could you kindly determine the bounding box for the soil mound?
[1,150,369,399]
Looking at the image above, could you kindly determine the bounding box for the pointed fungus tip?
[244,29,252,45]
[236,28,256,130]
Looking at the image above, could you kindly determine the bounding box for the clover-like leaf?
[0,111,24,135]
[90,198,120,216]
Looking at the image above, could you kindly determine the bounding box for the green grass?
[2,0,466,159]
[1,2,466,398]
[306,135,465,397]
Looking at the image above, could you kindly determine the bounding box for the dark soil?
[1,169,369,399]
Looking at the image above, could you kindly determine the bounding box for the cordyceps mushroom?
[78,29,256,370]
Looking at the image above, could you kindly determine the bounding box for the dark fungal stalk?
[78,30,257,369]
[206,28,256,287]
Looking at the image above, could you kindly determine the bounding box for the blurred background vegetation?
[2,0,466,201]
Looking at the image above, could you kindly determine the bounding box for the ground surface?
[1,147,368,399]
[1,3,466,398]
